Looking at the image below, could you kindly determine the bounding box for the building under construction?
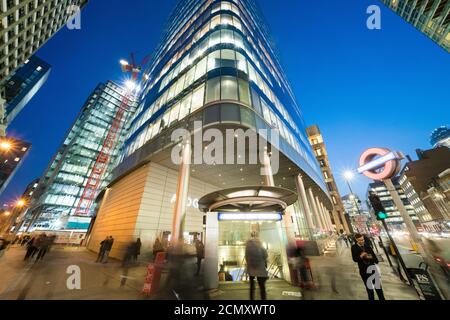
[22,81,136,231]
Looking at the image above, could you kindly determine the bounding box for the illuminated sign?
[218,213,282,221]
[170,194,199,209]
[358,148,403,181]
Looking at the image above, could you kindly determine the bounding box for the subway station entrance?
[198,186,297,289]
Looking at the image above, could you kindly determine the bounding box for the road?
[381,234,450,299]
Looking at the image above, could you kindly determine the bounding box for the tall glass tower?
[87,0,334,282]
[24,81,136,231]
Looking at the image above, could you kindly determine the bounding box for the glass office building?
[87,0,334,285]
[380,0,450,52]
[24,81,136,231]
[1,55,51,128]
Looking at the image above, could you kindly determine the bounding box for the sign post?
[358,147,444,300]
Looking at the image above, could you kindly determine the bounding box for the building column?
[262,150,292,283]
[204,212,219,290]
[331,209,343,234]
[171,141,191,243]
[323,203,334,232]
[308,188,324,231]
[295,175,315,239]
[319,201,332,232]
[315,196,329,232]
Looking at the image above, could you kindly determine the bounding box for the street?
[0,240,421,300]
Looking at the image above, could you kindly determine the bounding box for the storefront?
[198,186,297,289]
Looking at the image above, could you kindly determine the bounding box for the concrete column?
[171,142,191,243]
[262,150,275,187]
[319,201,332,232]
[316,197,329,232]
[383,179,430,260]
[295,175,315,239]
[262,150,291,282]
[331,209,343,234]
[204,212,219,290]
[308,188,324,231]
[315,198,327,231]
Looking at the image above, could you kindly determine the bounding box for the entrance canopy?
[198,186,297,214]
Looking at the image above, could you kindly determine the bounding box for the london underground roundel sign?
[357,148,402,181]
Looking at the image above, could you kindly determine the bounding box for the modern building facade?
[430,125,450,148]
[368,176,419,230]
[87,0,334,287]
[306,125,351,234]
[380,0,450,52]
[0,135,31,195]
[0,0,88,83]
[423,168,450,230]
[342,194,372,234]
[23,81,136,232]
[0,55,51,135]
[399,147,450,232]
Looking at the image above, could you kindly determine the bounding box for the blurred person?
[162,238,205,300]
[96,236,109,263]
[102,236,114,263]
[245,231,268,300]
[122,241,135,267]
[134,238,142,262]
[153,237,164,262]
[351,233,385,300]
[194,235,204,276]
[36,234,52,261]
[24,236,38,261]
[0,238,10,258]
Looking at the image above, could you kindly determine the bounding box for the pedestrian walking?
[133,238,141,262]
[36,234,55,260]
[31,233,46,261]
[351,233,385,300]
[24,236,37,261]
[245,231,268,300]
[102,236,114,263]
[152,237,164,262]
[96,236,109,263]
[194,235,204,276]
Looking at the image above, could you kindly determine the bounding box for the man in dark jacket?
[351,233,385,300]
[96,236,109,263]
[194,235,205,276]
[102,236,114,264]
[245,231,268,300]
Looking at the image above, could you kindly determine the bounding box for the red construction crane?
[74,53,151,216]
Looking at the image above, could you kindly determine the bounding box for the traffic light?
[368,192,388,220]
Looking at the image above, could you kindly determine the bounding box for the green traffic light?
[377,212,388,220]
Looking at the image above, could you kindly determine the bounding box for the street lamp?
[0,141,11,151]
[343,170,367,233]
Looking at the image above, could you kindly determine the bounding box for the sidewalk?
[0,243,420,300]
[211,240,420,300]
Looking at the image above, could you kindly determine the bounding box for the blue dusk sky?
[1,0,449,206]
